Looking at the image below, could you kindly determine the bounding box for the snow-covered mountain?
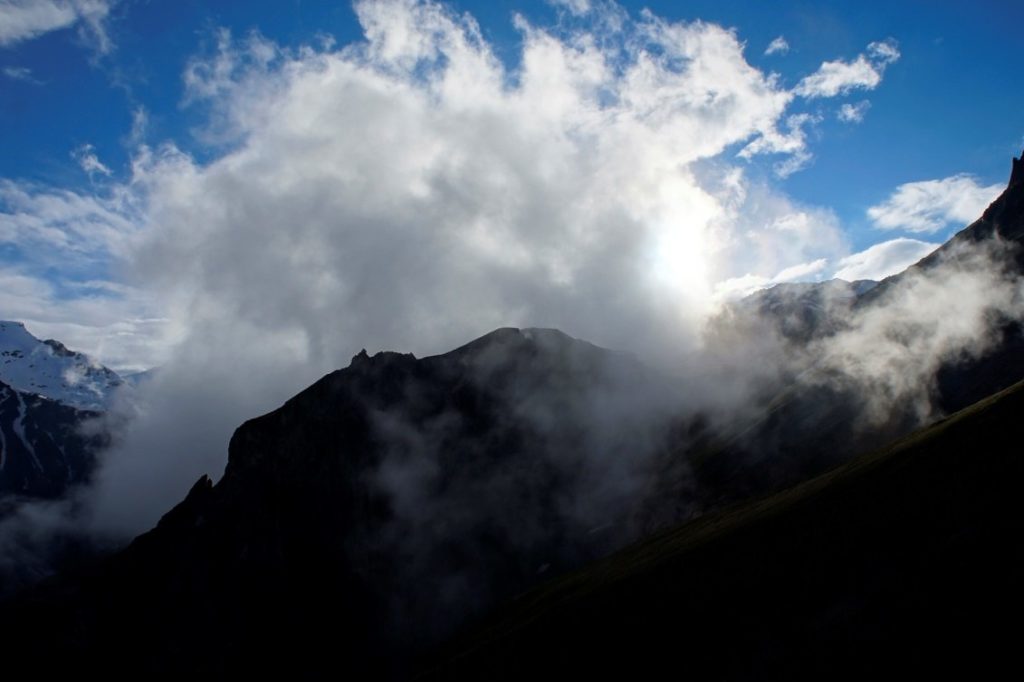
[0,321,123,411]
[0,379,104,498]
[0,321,122,500]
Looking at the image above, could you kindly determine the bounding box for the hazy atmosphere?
[2,3,1023,677]
[2,0,1019,533]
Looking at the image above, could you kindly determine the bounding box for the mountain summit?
[4,153,1024,679]
[0,321,122,412]
[0,326,681,677]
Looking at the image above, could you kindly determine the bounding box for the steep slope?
[0,322,120,499]
[429,379,1024,679]
[669,151,1024,509]
[859,151,1024,412]
[3,152,1022,679]
[731,278,878,343]
[0,380,105,499]
[0,321,122,411]
[0,328,682,678]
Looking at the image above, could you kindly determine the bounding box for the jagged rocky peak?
[1010,148,1024,188]
[0,320,122,411]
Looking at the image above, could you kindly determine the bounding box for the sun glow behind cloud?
[0,0,914,531]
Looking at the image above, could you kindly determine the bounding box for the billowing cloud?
[764,36,789,56]
[832,237,939,281]
[0,0,884,537]
[0,0,114,53]
[868,174,1003,233]
[795,39,899,99]
[837,100,870,123]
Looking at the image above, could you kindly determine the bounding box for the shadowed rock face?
[0,327,684,678]
[3,154,1024,680]
[0,380,104,500]
[426,380,1024,682]
[0,321,121,500]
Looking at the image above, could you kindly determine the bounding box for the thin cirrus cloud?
[868,174,1003,233]
[0,0,114,53]
[832,237,939,281]
[794,39,899,99]
[2,64,39,82]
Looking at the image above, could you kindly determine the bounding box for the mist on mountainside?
[2,4,1024,657]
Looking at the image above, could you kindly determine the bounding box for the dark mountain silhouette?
[427,378,1024,680]
[658,151,1024,513]
[0,327,683,678]
[1,151,1023,679]
[730,278,877,343]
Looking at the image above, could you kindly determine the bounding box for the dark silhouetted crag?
[428,379,1024,680]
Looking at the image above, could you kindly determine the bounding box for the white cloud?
[774,257,828,281]
[128,106,148,144]
[0,176,159,369]
[837,100,870,123]
[0,0,875,534]
[548,0,591,15]
[0,178,135,258]
[866,39,900,64]
[72,143,113,177]
[764,36,788,56]
[2,65,38,82]
[815,239,1024,424]
[794,38,899,99]
[714,256,830,300]
[740,112,820,177]
[0,0,114,53]
[868,174,1004,233]
[0,265,166,372]
[832,237,939,281]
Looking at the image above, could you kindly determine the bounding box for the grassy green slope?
[427,380,1024,680]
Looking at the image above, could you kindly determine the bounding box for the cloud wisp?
[837,100,870,123]
[0,0,114,53]
[795,39,899,99]
[868,174,1004,233]
[764,36,789,56]
[832,237,939,281]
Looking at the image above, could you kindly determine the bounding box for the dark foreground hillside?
[427,380,1024,680]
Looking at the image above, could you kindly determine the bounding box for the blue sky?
[1,0,1022,370]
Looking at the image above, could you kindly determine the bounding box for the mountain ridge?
[0,321,123,412]
[2,152,1024,678]
[426,376,1024,679]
